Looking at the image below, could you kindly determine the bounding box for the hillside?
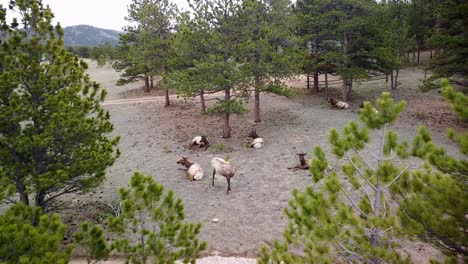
[64,25,121,46]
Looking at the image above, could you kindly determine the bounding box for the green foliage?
[74,221,110,264]
[206,99,248,116]
[0,203,71,263]
[441,78,468,122]
[260,92,414,263]
[428,0,468,78]
[0,0,120,210]
[113,0,178,94]
[97,55,107,67]
[397,80,467,258]
[265,82,298,98]
[108,172,207,264]
[295,0,390,99]
[211,143,227,153]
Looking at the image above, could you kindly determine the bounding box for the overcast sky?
[4,0,190,31]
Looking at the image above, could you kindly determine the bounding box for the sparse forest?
[1,0,466,263]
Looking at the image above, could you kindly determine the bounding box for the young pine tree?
[0,1,120,210]
[396,79,467,260]
[259,92,413,263]
[108,172,207,264]
[74,221,111,264]
[0,203,72,263]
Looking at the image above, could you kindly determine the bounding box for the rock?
[212,218,219,223]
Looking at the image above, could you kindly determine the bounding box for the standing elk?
[211,157,236,194]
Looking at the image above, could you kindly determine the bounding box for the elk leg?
[188,142,194,149]
[212,169,216,186]
[226,175,231,195]
[204,144,211,151]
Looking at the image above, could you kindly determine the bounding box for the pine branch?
[353,149,377,171]
[384,165,409,190]
[363,143,379,160]
[346,153,377,191]
[341,187,369,218]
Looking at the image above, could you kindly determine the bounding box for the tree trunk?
[347,78,353,101]
[417,45,421,65]
[412,51,416,64]
[342,77,348,102]
[394,69,399,89]
[306,75,310,89]
[324,71,328,100]
[35,190,46,209]
[150,76,154,90]
[223,88,231,138]
[313,71,319,93]
[390,71,395,90]
[254,75,261,123]
[144,76,150,93]
[200,89,206,113]
[164,89,170,107]
[430,49,433,59]
[17,180,29,205]
[385,74,388,83]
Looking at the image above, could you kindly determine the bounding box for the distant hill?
[64,25,121,46]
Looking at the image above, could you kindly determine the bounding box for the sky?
[3,0,190,31]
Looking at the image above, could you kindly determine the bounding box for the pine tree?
[428,0,468,79]
[0,203,72,263]
[176,0,249,138]
[396,79,467,260]
[294,0,386,101]
[0,1,120,210]
[113,0,178,106]
[108,172,207,264]
[376,0,412,90]
[259,92,414,263]
[74,221,110,264]
[167,12,214,113]
[239,0,299,122]
[97,55,107,67]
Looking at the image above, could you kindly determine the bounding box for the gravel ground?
[65,59,464,262]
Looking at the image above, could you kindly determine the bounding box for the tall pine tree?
[0,0,119,210]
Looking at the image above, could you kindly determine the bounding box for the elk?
[248,130,264,149]
[188,135,210,150]
[211,157,236,194]
[177,157,204,181]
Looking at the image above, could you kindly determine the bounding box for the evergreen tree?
[259,92,413,263]
[113,0,178,106]
[0,203,72,263]
[396,79,467,260]
[239,0,299,122]
[376,0,412,90]
[0,1,120,210]
[167,12,213,113]
[428,0,468,79]
[108,172,207,264]
[294,0,386,101]
[177,0,249,138]
[97,55,107,67]
[74,221,110,264]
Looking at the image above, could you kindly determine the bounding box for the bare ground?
[63,60,465,262]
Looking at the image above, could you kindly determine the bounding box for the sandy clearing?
[61,59,464,262]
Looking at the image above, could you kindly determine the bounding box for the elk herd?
[175,100,364,195]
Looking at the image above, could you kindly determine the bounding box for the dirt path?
[68,60,462,262]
